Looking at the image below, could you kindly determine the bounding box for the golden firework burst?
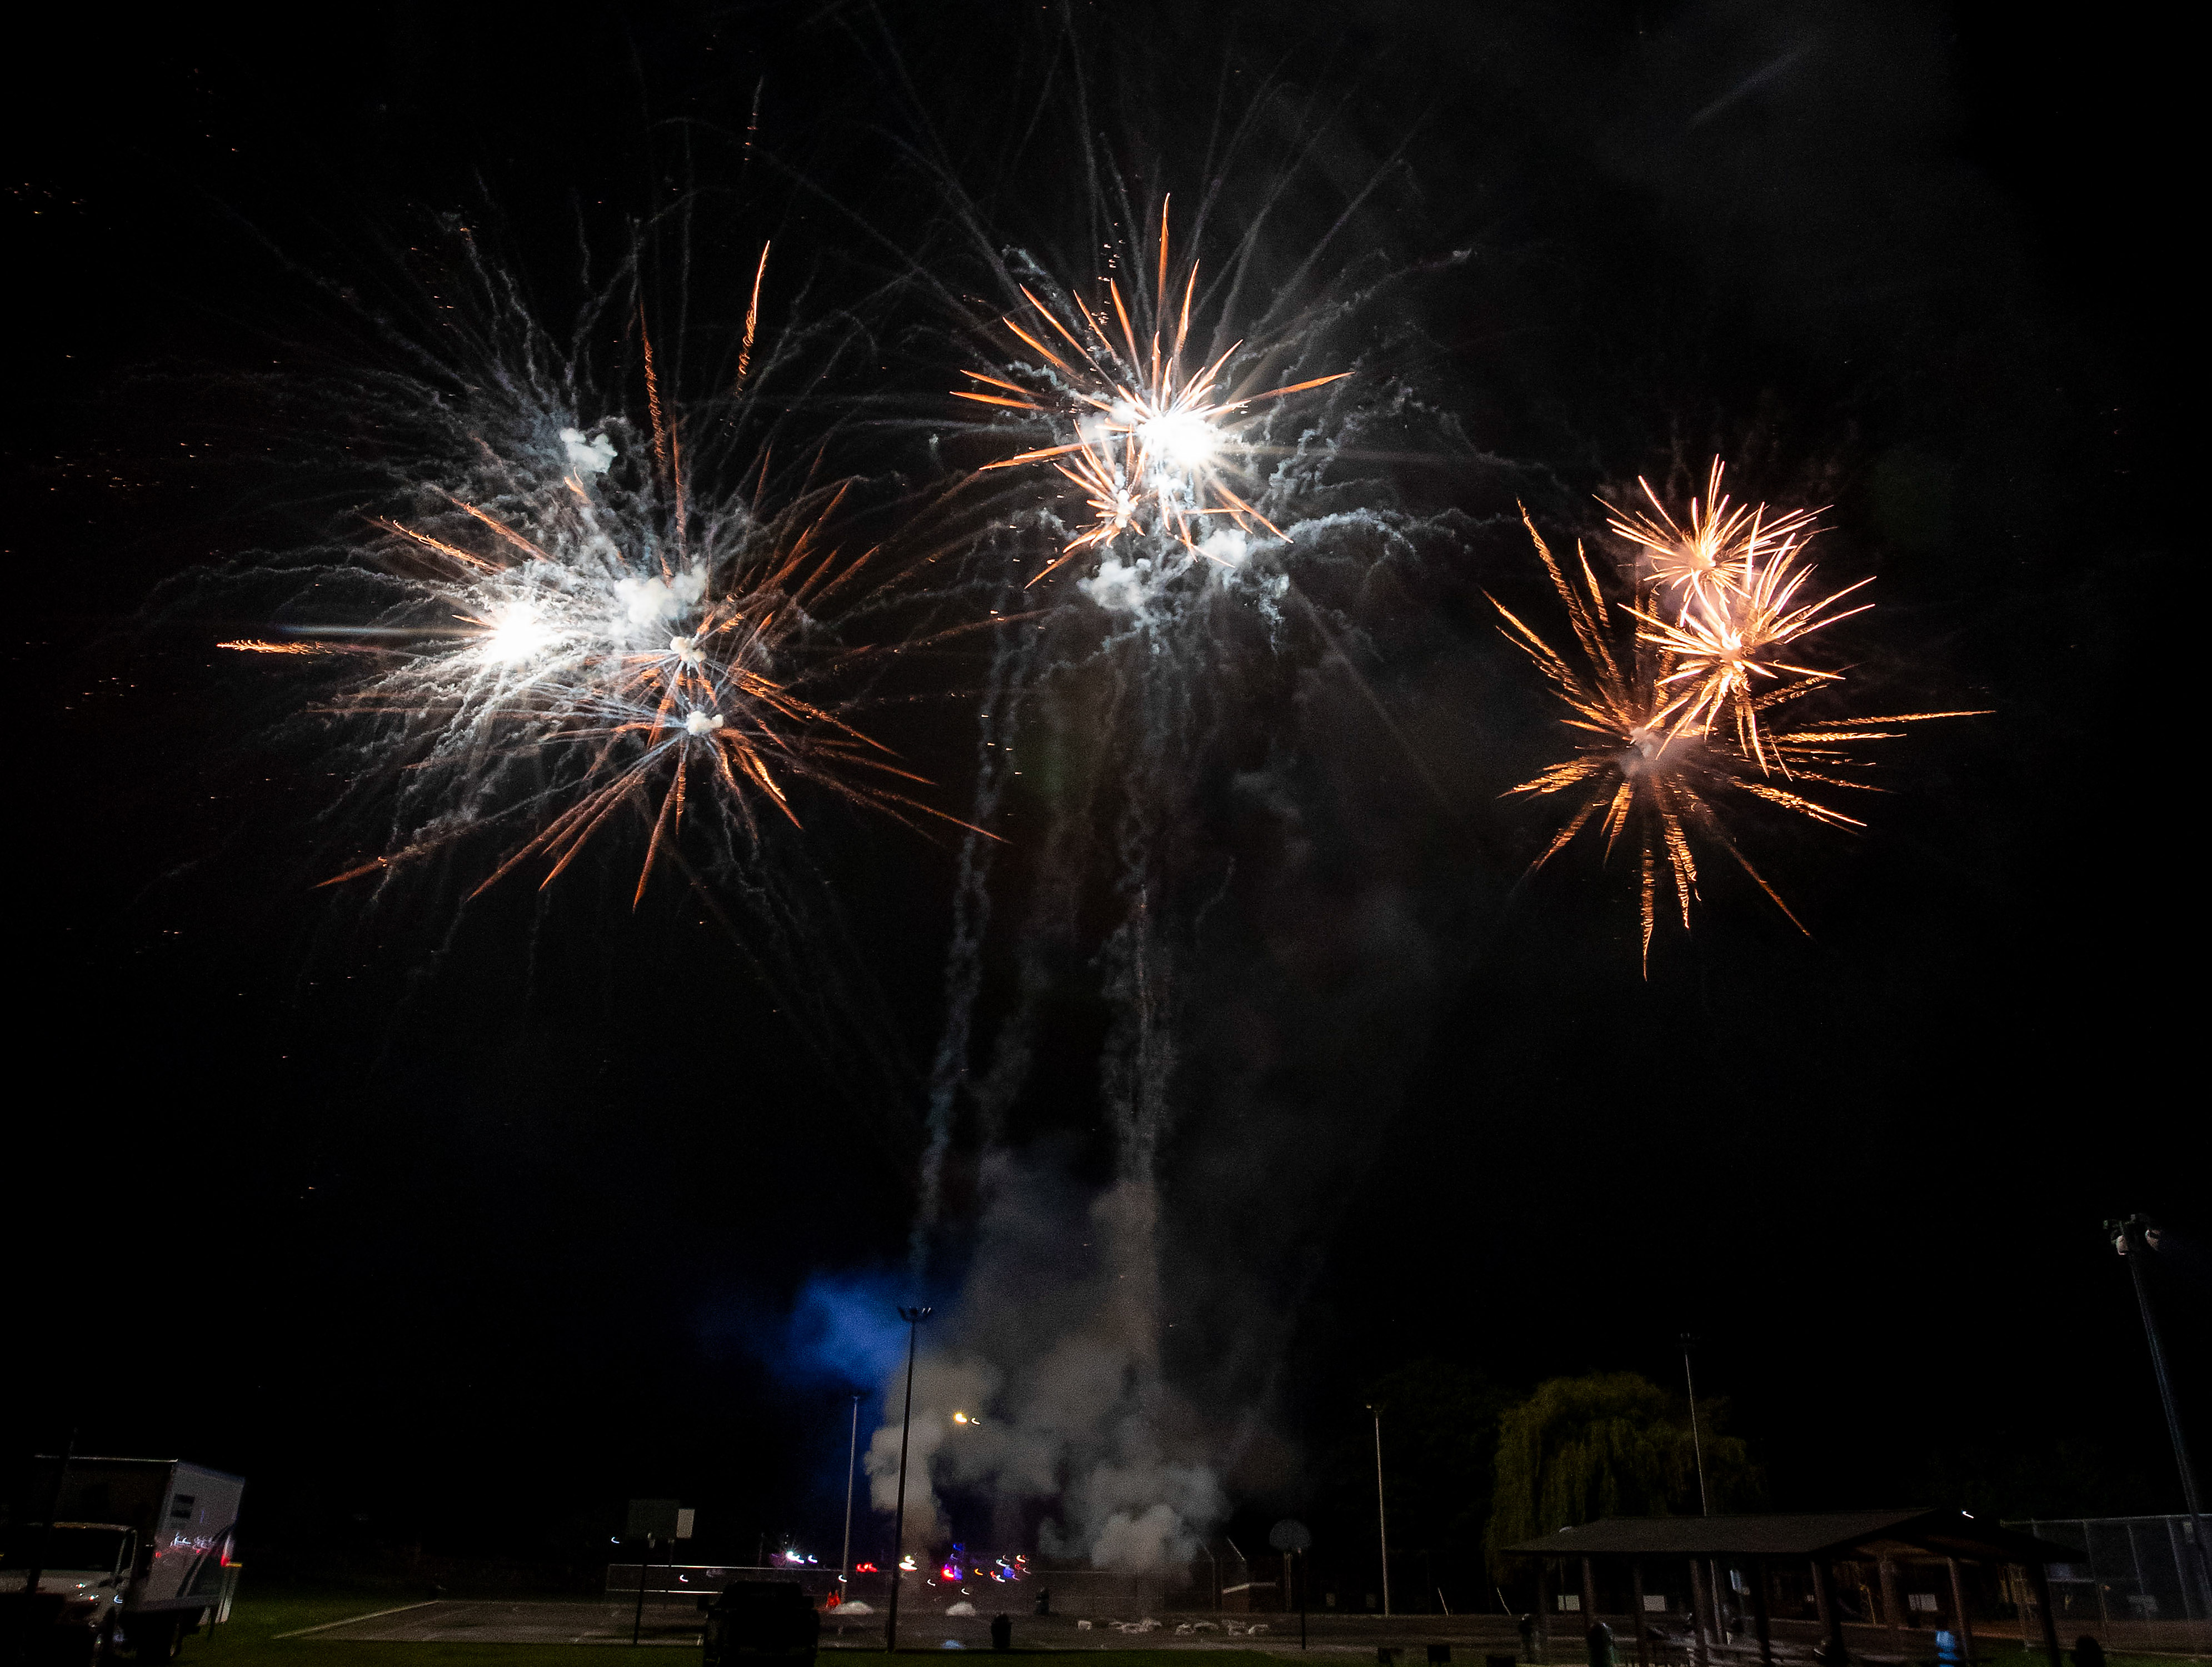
[955,198,1349,582]
[1495,502,1981,970]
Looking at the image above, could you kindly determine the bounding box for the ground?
[169,1589,2209,1667]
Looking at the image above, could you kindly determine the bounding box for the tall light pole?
[2108,1217,2212,1598]
[1682,1335,1722,1647]
[840,1392,862,1597]
[886,1305,931,1654]
[1680,1334,1710,1515]
[1369,1405,1392,1617]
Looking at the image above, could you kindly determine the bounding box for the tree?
[1484,1372,1758,1578]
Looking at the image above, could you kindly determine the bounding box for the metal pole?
[1876,1559,1904,1658]
[1945,1556,1973,1661]
[840,1393,861,1591]
[1298,1549,1308,1650]
[1371,1406,1392,1616]
[887,1305,931,1654]
[1687,1560,1711,1667]
[23,1433,76,1654]
[1631,1561,1652,1667]
[1810,1558,1845,1667]
[1681,1335,1710,1516]
[17,1435,76,1667]
[2028,1560,2064,1667]
[632,1536,652,1645]
[2111,1217,2212,1599]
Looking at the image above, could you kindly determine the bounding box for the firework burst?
[1495,495,1980,970]
[1602,458,1820,612]
[227,242,981,909]
[953,198,1349,584]
[309,481,967,906]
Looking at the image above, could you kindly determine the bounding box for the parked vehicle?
[1,1458,244,1663]
[700,1581,820,1667]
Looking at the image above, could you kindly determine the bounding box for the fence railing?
[605,1561,1228,1618]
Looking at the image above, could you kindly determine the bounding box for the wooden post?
[1538,1559,1552,1662]
[1585,1558,1602,1637]
[1632,1561,1653,1667]
[1878,1559,1906,1657]
[1945,1558,1974,1660]
[1688,1560,1712,1667]
[2025,1562,2063,1667]
[1749,1558,1772,1667]
[1810,1559,1845,1666]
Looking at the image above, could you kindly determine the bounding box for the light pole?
[1683,1335,1721,1648]
[1369,1405,1391,1617]
[886,1305,931,1654]
[840,1392,862,1599]
[1680,1334,1710,1516]
[2108,1216,2212,1598]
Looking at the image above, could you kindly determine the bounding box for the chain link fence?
[2004,1516,2211,1654]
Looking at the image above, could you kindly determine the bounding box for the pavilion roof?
[1504,1509,2075,1564]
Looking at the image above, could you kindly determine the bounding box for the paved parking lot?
[293,1600,704,1646]
[297,1599,1535,1653]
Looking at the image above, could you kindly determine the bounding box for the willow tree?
[1484,1372,1758,1577]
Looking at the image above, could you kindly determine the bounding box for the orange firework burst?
[1495,501,1981,970]
[1603,458,1820,612]
[1627,523,1875,772]
[954,197,1349,583]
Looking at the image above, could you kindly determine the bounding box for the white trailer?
[1,1456,245,1661]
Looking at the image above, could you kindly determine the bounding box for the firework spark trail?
[1496,491,1984,969]
[912,556,1045,1273]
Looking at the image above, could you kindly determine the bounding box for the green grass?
[1973,1645,2194,1654]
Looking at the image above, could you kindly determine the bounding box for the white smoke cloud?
[1077,555,1156,615]
[1086,1503,1195,1573]
[865,1166,1227,1572]
[559,426,616,476]
[613,564,708,629]
[1075,537,1286,618]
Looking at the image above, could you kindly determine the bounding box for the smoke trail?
[913,547,1042,1270]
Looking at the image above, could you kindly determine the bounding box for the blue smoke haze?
[783,1269,921,1388]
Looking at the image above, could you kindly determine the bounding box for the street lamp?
[1680,1333,1710,1516]
[1368,1404,1391,1618]
[886,1305,932,1654]
[840,1392,862,1598]
[2107,1216,2212,1598]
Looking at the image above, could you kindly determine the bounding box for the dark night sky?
[6,0,2201,1585]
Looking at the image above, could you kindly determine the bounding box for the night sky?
[8,0,2200,1591]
